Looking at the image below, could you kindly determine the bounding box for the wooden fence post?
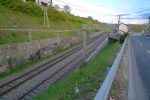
[82,24,87,63]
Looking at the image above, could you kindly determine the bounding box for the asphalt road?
[129,35,150,100]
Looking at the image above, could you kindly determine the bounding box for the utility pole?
[117,15,121,33]
[148,16,150,34]
[50,0,53,6]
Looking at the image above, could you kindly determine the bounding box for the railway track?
[19,34,108,100]
[0,32,108,100]
[0,32,105,91]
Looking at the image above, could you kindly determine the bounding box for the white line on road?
[139,43,143,47]
[146,49,150,54]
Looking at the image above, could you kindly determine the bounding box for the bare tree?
[63,5,71,13]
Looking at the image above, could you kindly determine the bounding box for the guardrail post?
[82,24,87,63]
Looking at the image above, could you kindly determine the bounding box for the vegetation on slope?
[0,0,101,44]
[128,25,147,32]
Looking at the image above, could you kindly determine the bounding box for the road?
[129,35,150,100]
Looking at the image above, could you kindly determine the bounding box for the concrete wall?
[0,36,79,72]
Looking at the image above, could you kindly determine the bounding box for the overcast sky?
[53,0,150,24]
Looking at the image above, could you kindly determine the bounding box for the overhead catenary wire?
[54,0,116,16]
[52,2,118,24]
[121,17,148,20]
[55,0,150,24]
[53,3,90,13]
[52,2,119,25]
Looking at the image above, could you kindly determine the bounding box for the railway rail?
[0,32,108,100]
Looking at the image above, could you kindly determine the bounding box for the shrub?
[0,0,100,25]
[94,29,100,32]
[0,0,43,16]
[124,32,128,37]
[119,34,125,43]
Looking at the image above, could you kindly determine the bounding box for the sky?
[53,0,150,24]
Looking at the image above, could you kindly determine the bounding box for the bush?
[0,0,99,24]
[124,32,128,37]
[94,29,100,32]
[0,0,43,16]
[119,34,125,43]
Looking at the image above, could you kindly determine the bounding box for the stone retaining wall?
[0,36,79,72]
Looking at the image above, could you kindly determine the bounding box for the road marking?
[139,43,143,47]
[146,49,150,54]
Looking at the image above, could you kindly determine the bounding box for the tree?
[54,4,60,9]
[87,16,93,20]
[63,5,71,13]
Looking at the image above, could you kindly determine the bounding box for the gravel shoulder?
[108,40,129,100]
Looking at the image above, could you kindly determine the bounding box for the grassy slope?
[0,6,42,27]
[0,5,84,28]
[34,42,120,100]
[0,3,101,45]
[0,5,84,44]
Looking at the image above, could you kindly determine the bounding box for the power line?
[117,15,121,32]
[53,3,89,13]
[54,0,116,16]
[54,1,135,24]
[122,17,148,20]
[55,0,86,10]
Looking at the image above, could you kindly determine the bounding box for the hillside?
[0,0,101,44]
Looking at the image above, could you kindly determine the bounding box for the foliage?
[124,32,128,37]
[119,34,125,43]
[129,25,146,32]
[94,29,100,32]
[63,5,71,13]
[88,16,93,20]
[0,0,101,24]
[0,0,102,44]
[0,0,43,16]
[0,0,87,23]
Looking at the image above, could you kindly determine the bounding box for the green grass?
[0,30,79,45]
[0,59,41,79]
[0,43,78,79]
[34,42,120,100]
[0,6,42,27]
[0,5,82,44]
[0,5,101,45]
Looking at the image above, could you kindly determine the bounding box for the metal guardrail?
[94,36,128,100]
